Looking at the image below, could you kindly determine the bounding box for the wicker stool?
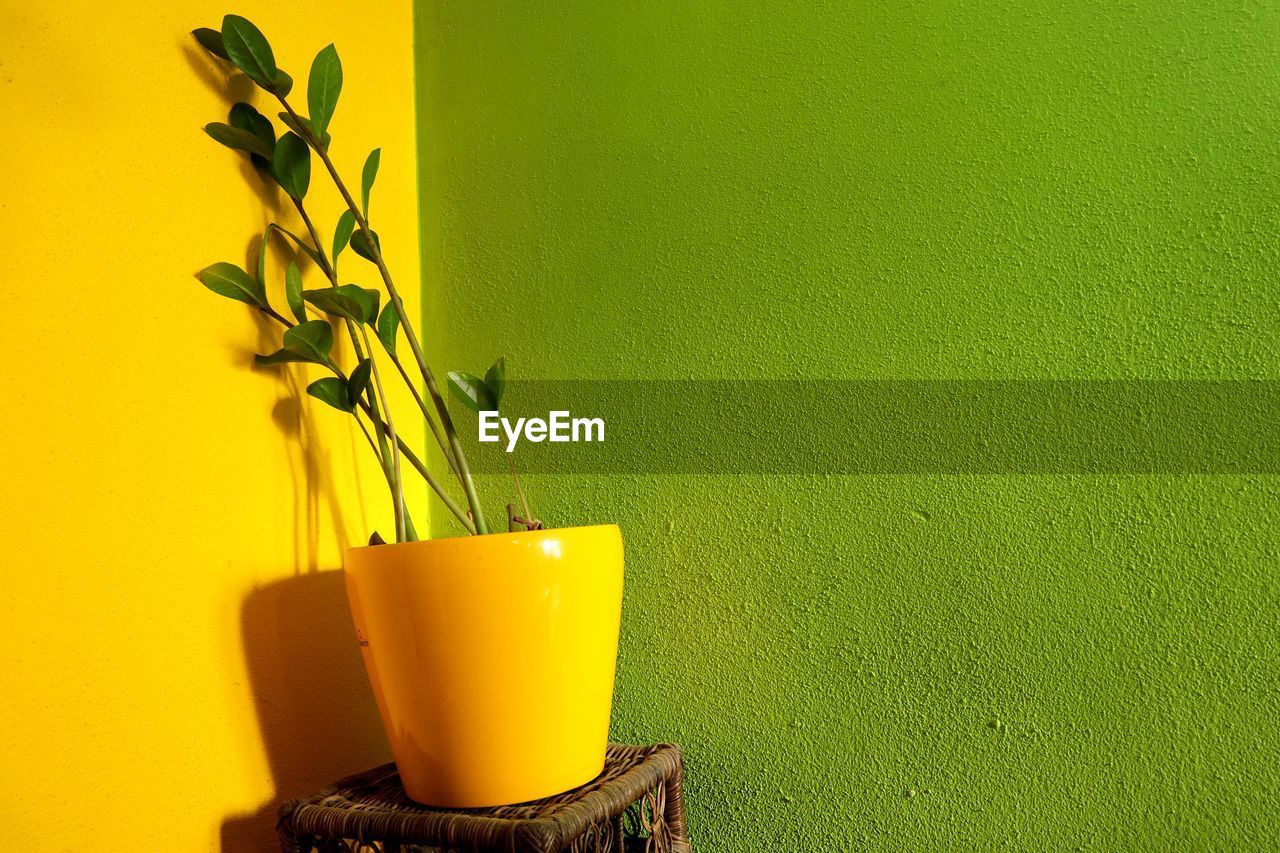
[277,743,691,852]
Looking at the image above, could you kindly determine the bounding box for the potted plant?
[190,14,624,807]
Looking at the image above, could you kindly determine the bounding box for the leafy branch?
[191,14,521,538]
[448,358,541,531]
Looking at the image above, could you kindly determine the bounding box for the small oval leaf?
[302,289,362,324]
[485,356,506,408]
[229,103,276,163]
[332,209,356,271]
[277,112,331,151]
[336,284,380,324]
[255,226,274,286]
[283,320,334,364]
[303,285,379,324]
[376,303,399,356]
[204,123,272,159]
[270,224,323,268]
[255,348,309,367]
[271,132,310,200]
[308,44,342,135]
[350,228,380,262]
[221,15,277,89]
[198,262,266,308]
[285,261,307,323]
[447,371,497,413]
[192,28,229,60]
[361,149,380,217]
[271,69,294,97]
[348,358,372,407]
[307,377,354,412]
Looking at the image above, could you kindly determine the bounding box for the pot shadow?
[220,571,390,851]
[219,323,380,850]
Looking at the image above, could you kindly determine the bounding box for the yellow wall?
[0,2,419,848]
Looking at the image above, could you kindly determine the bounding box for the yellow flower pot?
[344,524,625,807]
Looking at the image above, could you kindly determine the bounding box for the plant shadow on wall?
[188,38,370,570]
[185,39,387,851]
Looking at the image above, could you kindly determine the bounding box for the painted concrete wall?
[415,1,1280,848]
[0,3,419,848]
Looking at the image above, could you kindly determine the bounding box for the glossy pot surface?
[344,524,624,807]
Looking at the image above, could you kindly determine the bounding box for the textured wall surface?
[415,1,1280,848]
[0,3,417,848]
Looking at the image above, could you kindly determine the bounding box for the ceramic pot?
[344,524,624,807]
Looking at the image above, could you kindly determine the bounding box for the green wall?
[415,1,1280,848]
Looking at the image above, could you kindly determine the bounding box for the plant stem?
[257,306,475,534]
[268,223,323,267]
[262,305,292,326]
[362,384,394,500]
[356,403,475,534]
[362,381,400,536]
[292,195,464,524]
[354,413,384,467]
[360,325,406,542]
[354,368,475,533]
[294,203,335,278]
[289,200,368,369]
[383,422,475,534]
[356,415,421,543]
[504,452,533,521]
[291,198,409,540]
[276,95,490,535]
[390,352,461,480]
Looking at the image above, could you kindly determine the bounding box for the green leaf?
[229,103,275,159]
[204,123,272,159]
[303,284,379,324]
[254,348,309,367]
[285,261,307,323]
[301,289,362,323]
[271,132,310,200]
[332,209,356,269]
[307,377,354,412]
[350,228,380,262]
[192,28,228,60]
[278,112,331,151]
[485,356,506,408]
[255,226,271,286]
[269,224,323,268]
[221,15,276,89]
[348,358,372,407]
[338,284,380,323]
[308,44,342,135]
[376,303,399,356]
[197,262,266,308]
[448,371,497,413]
[272,69,293,97]
[361,149,380,217]
[283,320,334,365]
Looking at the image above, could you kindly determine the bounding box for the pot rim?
[346,522,620,557]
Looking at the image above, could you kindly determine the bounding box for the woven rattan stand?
[277,743,690,852]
